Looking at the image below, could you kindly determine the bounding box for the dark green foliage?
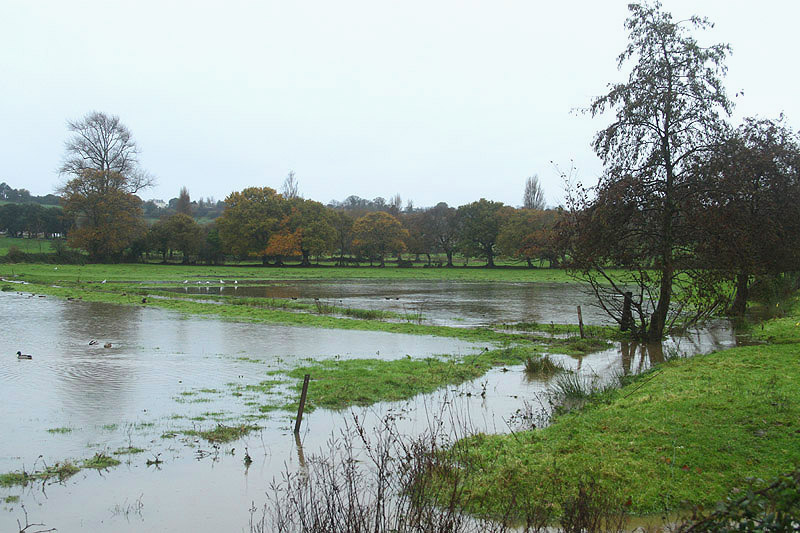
[678,468,800,532]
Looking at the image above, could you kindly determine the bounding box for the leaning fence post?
[577,305,585,339]
[294,374,310,434]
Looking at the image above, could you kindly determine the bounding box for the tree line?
[14,2,800,341]
[0,202,68,238]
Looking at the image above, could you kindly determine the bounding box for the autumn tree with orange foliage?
[497,208,559,268]
[61,169,146,262]
[352,211,408,267]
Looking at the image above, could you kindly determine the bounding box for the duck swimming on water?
[16,351,32,360]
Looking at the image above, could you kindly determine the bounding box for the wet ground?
[0,281,737,532]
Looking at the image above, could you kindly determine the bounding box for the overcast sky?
[1,1,798,208]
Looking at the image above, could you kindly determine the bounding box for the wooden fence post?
[577,305,585,339]
[294,374,310,434]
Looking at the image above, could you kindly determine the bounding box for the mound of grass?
[114,447,146,455]
[46,427,73,434]
[0,461,80,487]
[82,452,120,469]
[186,423,259,443]
[287,346,538,411]
[523,354,567,378]
[438,342,800,517]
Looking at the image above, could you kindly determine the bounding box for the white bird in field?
[234,280,238,284]
[101,279,107,284]
[183,280,188,284]
[220,280,225,284]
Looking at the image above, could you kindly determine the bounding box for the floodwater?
[153,279,611,326]
[0,282,737,532]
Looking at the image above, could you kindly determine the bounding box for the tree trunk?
[485,247,495,268]
[446,251,454,267]
[526,257,533,268]
[729,271,749,316]
[648,267,672,341]
[301,250,311,267]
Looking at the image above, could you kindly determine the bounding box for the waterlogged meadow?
[0,265,742,531]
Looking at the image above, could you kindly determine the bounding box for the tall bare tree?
[59,111,153,192]
[281,170,299,199]
[523,174,546,210]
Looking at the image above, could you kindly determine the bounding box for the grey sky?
[1,1,797,208]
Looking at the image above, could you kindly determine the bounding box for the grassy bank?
[440,303,800,518]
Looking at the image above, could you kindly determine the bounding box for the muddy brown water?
[0,283,737,532]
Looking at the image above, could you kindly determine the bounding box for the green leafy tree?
[176,186,192,216]
[167,213,203,263]
[331,210,355,265]
[573,1,732,339]
[417,202,458,267]
[216,187,285,263]
[691,117,800,315]
[456,199,508,267]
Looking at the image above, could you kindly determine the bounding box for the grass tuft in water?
[83,453,121,469]
[523,355,567,378]
[46,427,73,434]
[186,423,259,443]
[114,447,146,455]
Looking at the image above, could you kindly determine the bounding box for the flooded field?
[152,279,612,326]
[0,281,737,532]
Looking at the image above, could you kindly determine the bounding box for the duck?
[16,351,32,360]
[89,340,99,345]
[104,342,112,348]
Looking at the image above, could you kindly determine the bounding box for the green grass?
[3,495,19,504]
[0,262,577,284]
[751,293,800,344]
[286,346,538,411]
[184,423,260,443]
[114,446,146,455]
[46,426,73,434]
[523,354,567,378]
[439,341,800,518]
[0,236,58,254]
[0,461,80,487]
[82,452,120,469]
